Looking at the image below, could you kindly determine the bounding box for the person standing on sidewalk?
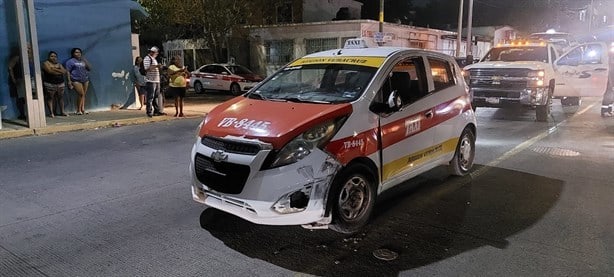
[167,56,189,117]
[7,44,33,120]
[66,48,92,115]
[42,51,68,117]
[143,46,166,117]
[131,56,146,110]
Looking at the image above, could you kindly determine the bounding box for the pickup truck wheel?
[536,83,554,122]
[536,104,549,122]
[329,163,376,234]
[449,127,475,176]
[561,97,581,106]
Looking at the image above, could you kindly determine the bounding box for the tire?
[230,83,242,96]
[536,83,554,122]
[448,127,476,176]
[536,104,549,122]
[561,96,581,106]
[329,163,376,234]
[194,81,204,94]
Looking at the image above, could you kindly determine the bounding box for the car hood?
[198,97,353,149]
[465,61,548,70]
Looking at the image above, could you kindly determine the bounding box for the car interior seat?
[390,71,413,104]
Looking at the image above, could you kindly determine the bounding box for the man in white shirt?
[143,46,166,117]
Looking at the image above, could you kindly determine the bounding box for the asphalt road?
[0,98,613,276]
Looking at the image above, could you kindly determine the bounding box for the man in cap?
[143,46,166,117]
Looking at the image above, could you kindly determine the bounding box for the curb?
[0,114,203,140]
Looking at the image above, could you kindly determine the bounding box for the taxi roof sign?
[344,38,377,49]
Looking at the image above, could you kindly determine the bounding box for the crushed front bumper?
[190,137,340,226]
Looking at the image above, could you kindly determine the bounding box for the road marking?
[470,102,596,179]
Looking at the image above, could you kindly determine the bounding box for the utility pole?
[379,0,384,33]
[466,0,474,64]
[456,0,464,57]
[588,0,594,33]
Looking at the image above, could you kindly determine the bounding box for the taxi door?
[554,42,610,97]
[376,55,436,190]
[197,65,218,90]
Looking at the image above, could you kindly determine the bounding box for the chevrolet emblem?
[211,150,228,163]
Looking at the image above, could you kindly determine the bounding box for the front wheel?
[536,84,554,122]
[230,83,242,96]
[536,104,549,122]
[329,163,376,234]
[448,127,476,176]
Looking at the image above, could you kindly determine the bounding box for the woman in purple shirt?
[66,48,92,115]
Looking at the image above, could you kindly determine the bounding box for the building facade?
[247,19,470,76]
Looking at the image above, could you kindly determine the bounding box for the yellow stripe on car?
[382,138,458,181]
[290,57,386,68]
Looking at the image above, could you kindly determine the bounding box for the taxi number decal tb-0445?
[343,139,365,149]
[218,117,271,130]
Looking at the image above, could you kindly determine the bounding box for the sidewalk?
[0,93,233,140]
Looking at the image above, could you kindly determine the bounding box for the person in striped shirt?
[143,46,166,117]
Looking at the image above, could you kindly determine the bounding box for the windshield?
[481,46,549,63]
[227,65,254,75]
[248,63,377,104]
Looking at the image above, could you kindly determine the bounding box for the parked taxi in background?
[189,63,264,95]
[190,38,477,234]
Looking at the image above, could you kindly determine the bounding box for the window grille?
[265,40,294,65]
[306,38,338,54]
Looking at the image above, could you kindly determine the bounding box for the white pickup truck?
[464,40,610,121]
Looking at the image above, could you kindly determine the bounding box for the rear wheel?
[448,127,476,176]
[329,163,376,234]
[194,81,204,94]
[230,83,242,96]
[561,96,581,106]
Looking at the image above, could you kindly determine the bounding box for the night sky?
[358,0,600,33]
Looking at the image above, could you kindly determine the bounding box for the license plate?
[486,97,500,104]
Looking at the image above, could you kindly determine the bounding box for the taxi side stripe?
[326,94,471,165]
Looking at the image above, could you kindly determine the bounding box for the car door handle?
[594,68,607,72]
[424,110,433,119]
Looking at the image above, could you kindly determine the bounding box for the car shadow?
[477,105,539,122]
[198,165,563,276]
[477,101,581,123]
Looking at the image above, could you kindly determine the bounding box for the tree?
[137,0,282,63]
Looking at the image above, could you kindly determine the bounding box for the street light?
[379,0,384,33]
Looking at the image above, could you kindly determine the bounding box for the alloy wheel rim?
[459,135,473,171]
[338,176,369,221]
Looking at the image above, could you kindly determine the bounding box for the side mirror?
[370,90,403,114]
[387,90,402,110]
